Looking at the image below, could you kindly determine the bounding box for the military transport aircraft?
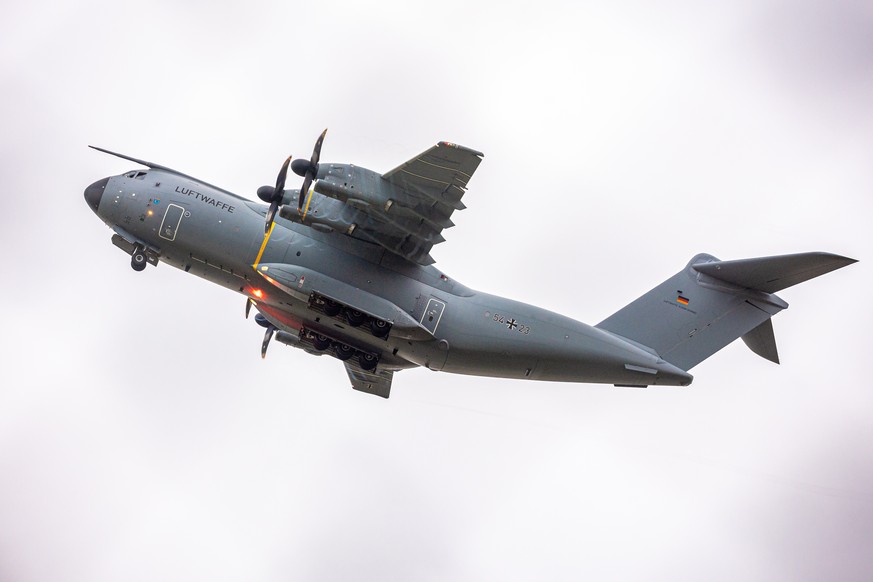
[84,132,856,398]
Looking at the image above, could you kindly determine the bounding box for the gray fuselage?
[86,169,692,387]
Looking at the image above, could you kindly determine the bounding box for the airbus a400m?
[84,132,855,398]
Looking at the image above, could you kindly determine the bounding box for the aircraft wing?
[344,363,394,398]
[303,142,484,265]
[382,141,484,219]
[370,142,483,264]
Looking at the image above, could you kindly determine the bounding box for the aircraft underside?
[83,137,856,398]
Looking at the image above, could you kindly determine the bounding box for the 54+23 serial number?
[492,313,531,335]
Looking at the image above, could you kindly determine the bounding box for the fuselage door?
[159,203,185,241]
[420,297,446,335]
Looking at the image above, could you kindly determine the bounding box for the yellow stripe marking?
[252,222,275,269]
[301,184,316,220]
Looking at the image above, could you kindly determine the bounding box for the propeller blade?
[298,174,313,210]
[310,128,327,169]
[261,326,274,359]
[254,313,275,358]
[265,199,279,233]
[275,155,292,195]
[261,156,292,233]
[245,298,253,319]
[297,129,327,210]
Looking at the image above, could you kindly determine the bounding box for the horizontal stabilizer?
[692,252,856,293]
[741,318,779,364]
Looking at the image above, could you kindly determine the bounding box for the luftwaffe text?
[176,186,235,213]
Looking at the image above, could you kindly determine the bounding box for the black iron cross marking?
[506,318,518,330]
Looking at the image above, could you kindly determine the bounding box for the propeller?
[254,313,276,358]
[257,155,292,234]
[291,128,328,211]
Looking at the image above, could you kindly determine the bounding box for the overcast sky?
[1,1,871,580]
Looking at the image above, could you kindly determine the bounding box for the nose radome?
[84,177,109,213]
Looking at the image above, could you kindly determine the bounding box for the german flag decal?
[677,295,690,305]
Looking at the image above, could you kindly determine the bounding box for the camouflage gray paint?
[84,141,856,398]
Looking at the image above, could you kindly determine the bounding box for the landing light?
[252,288,264,299]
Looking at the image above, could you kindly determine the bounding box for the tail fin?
[596,252,856,371]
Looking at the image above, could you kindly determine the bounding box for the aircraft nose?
[84,177,109,213]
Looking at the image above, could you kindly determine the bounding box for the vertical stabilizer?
[596,252,855,371]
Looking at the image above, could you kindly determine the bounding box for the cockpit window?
[124,170,148,179]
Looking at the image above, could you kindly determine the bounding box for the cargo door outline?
[420,297,446,335]
[159,204,185,241]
